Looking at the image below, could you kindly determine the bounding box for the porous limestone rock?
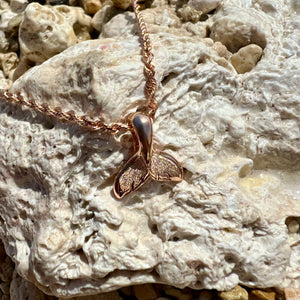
[0,0,300,298]
[18,3,92,64]
[80,0,102,15]
[187,0,221,14]
[0,7,17,31]
[100,6,182,38]
[91,4,120,32]
[210,6,269,52]
[230,44,263,74]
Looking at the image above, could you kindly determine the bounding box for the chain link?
[0,0,156,132]
[132,0,158,119]
[0,90,129,134]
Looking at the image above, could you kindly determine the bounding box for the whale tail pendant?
[114,113,183,199]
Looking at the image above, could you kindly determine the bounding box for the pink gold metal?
[114,113,183,199]
[132,0,158,119]
[0,90,128,134]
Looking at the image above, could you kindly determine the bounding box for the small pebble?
[81,0,102,14]
[178,5,202,23]
[111,0,131,10]
[0,52,19,78]
[249,290,276,300]
[91,4,119,32]
[188,0,221,14]
[286,219,299,234]
[218,285,248,300]
[230,44,263,74]
[133,284,158,300]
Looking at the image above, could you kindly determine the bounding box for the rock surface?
[0,0,300,298]
[19,3,92,63]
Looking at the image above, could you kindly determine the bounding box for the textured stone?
[0,70,11,90]
[286,218,300,234]
[187,0,221,14]
[249,290,275,300]
[100,6,181,38]
[91,4,120,32]
[230,44,263,73]
[210,6,269,52]
[0,8,17,31]
[0,0,299,298]
[0,30,9,53]
[18,3,92,64]
[218,285,248,300]
[178,5,202,23]
[81,0,102,15]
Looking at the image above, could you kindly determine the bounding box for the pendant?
[114,113,183,199]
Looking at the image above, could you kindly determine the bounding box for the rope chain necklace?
[0,0,183,199]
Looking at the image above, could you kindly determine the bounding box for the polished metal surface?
[131,113,153,163]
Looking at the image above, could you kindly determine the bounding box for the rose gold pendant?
[114,113,183,199]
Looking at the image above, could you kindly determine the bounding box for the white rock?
[19,3,92,64]
[10,0,28,13]
[178,5,202,23]
[91,4,120,32]
[80,0,102,15]
[0,8,17,31]
[210,6,269,52]
[287,219,300,234]
[0,1,300,298]
[0,70,11,89]
[187,0,221,14]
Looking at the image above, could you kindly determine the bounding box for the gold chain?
[0,0,157,132]
[0,90,129,133]
[132,0,158,119]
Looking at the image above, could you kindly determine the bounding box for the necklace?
[0,0,183,199]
